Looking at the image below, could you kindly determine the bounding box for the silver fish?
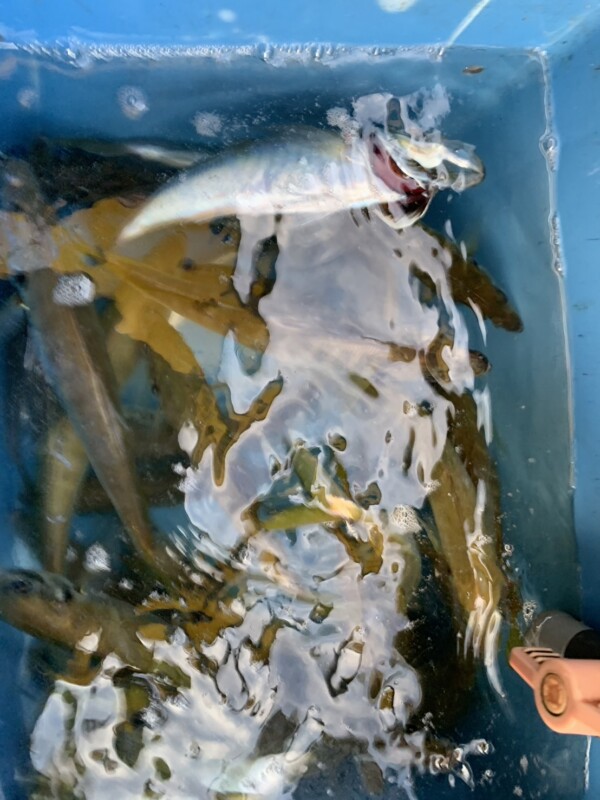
[119,124,484,242]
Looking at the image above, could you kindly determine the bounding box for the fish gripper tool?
[510,611,600,736]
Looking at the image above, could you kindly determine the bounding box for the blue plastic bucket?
[0,2,599,797]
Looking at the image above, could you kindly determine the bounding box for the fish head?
[371,126,484,190]
[367,131,434,227]
[366,110,484,227]
[0,569,75,604]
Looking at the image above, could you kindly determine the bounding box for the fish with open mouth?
[119,96,484,242]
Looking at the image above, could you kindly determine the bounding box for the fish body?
[119,123,483,242]
[42,415,89,574]
[206,711,322,798]
[119,128,390,240]
[53,137,207,169]
[23,269,161,571]
[1,159,180,584]
[0,569,163,672]
[42,316,141,575]
[427,405,507,697]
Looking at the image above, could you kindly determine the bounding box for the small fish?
[242,443,384,579]
[1,159,181,586]
[204,711,323,798]
[42,310,141,574]
[0,569,171,674]
[420,330,490,388]
[24,270,183,581]
[29,137,174,206]
[42,416,89,574]
[412,226,523,332]
[427,405,507,698]
[119,119,484,241]
[52,137,208,169]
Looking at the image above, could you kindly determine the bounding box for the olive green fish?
[0,569,174,675]
[1,159,181,586]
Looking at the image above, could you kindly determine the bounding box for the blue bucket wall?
[1,0,600,796]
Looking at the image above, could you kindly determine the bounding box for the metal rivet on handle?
[541,672,568,716]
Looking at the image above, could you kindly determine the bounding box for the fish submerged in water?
[0,159,183,586]
[0,569,176,677]
[119,99,484,242]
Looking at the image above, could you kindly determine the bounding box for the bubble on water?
[522,600,537,623]
[188,742,202,759]
[0,56,18,80]
[52,273,96,306]
[85,543,111,573]
[326,106,350,128]
[117,85,148,120]
[17,87,38,109]
[193,111,223,137]
[391,505,420,534]
[326,106,359,142]
[217,8,237,22]
[403,400,418,417]
[430,754,448,774]
[475,739,491,755]
[539,133,558,171]
[178,421,199,456]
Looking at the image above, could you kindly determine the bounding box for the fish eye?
[12,273,27,288]
[210,219,225,235]
[57,586,75,602]
[8,578,32,594]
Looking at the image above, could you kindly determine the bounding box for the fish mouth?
[368,134,431,219]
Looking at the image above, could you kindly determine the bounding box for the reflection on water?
[0,84,575,799]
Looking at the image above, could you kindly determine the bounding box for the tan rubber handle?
[510,647,600,736]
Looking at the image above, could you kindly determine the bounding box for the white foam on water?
[117,85,148,120]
